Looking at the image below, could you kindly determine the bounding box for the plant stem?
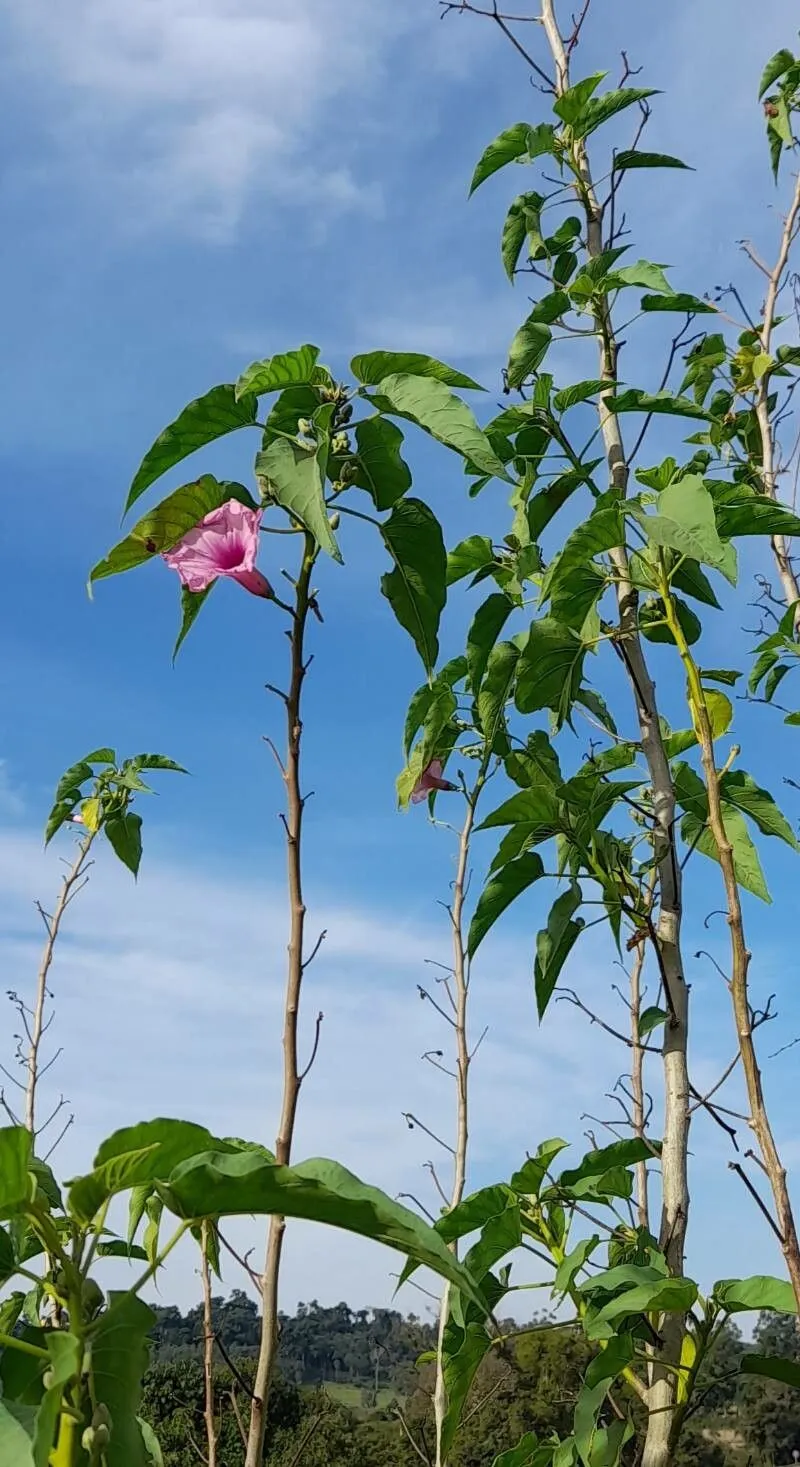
[0,1329,49,1359]
[245,532,318,1467]
[433,758,490,1467]
[660,572,800,1309]
[537,8,691,1461]
[753,168,800,611]
[26,831,96,1135]
[201,1222,218,1467]
[630,933,651,1234]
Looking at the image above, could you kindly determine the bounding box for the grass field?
[324,1383,401,1414]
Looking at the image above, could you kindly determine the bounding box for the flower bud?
[297,418,313,436]
[329,512,340,531]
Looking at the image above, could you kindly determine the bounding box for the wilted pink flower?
[163,499,273,598]
[69,812,84,824]
[410,759,458,804]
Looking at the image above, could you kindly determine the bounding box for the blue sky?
[1,0,800,1319]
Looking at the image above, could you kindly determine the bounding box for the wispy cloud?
[0,0,415,239]
[0,822,780,1313]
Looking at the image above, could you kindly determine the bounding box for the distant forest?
[139,1291,800,1465]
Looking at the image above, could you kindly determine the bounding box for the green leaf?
[515,618,587,725]
[712,488,800,540]
[553,72,607,124]
[0,1401,34,1466]
[501,191,545,281]
[352,417,412,509]
[381,499,446,675]
[713,1275,797,1313]
[614,150,691,170]
[468,854,545,959]
[542,507,623,606]
[507,318,552,390]
[447,535,495,586]
[469,123,555,194]
[163,1150,486,1308]
[572,87,658,140]
[553,381,611,412]
[555,1235,602,1295]
[92,1294,155,1467]
[740,1353,800,1388]
[671,558,722,608]
[0,1292,25,1334]
[91,475,253,584]
[640,292,715,314]
[559,1139,656,1191]
[105,812,143,878]
[351,351,483,391]
[534,884,584,1019]
[373,374,510,481]
[467,594,515,695]
[173,583,215,660]
[84,748,116,764]
[235,345,323,399]
[681,806,770,903]
[255,437,341,561]
[528,463,603,539]
[759,48,796,98]
[701,667,741,687]
[478,641,521,749]
[609,389,709,419]
[634,475,728,574]
[719,770,800,850]
[125,386,258,514]
[0,1127,32,1217]
[575,1332,635,1466]
[586,1277,697,1338]
[68,1119,240,1225]
[612,260,672,294]
[639,1006,668,1037]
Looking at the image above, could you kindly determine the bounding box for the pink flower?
[163,499,273,598]
[410,759,458,804]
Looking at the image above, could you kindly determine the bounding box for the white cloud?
[0,820,782,1319]
[0,0,416,238]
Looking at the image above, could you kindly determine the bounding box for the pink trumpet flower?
[410,759,458,804]
[163,499,273,598]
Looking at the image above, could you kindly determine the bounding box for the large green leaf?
[352,351,482,391]
[0,1401,34,1465]
[372,374,510,482]
[91,476,257,584]
[138,1418,165,1467]
[380,499,446,675]
[612,260,672,294]
[0,1127,32,1217]
[68,1119,240,1225]
[515,618,587,723]
[713,1275,797,1313]
[492,1435,555,1467]
[467,594,515,695]
[163,1150,486,1307]
[352,417,412,508]
[586,1277,697,1339]
[105,812,143,878]
[712,488,800,540]
[534,884,584,1019]
[613,150,691,171]
[681,806,770,903]
[574,1332,634,1467]
[125,387,258,514]
[571,87,658,140]
[759,48,796,98]
[447,535,495,586]
[559,1139,656,1191]
[92,1295,155,1467]
[468,854,544,959]
[478,641,520,750]
[507,318,552,390]
[469,123,556,195]
[501,191,545,281]
[235,345,323,399]
[640,292,715,314]
[609,389,709,419]
[740,1353,800,1388]
[633,475,730,577]
[542,506,623,607]
[255,437,340,560]
[720,770,800,850]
